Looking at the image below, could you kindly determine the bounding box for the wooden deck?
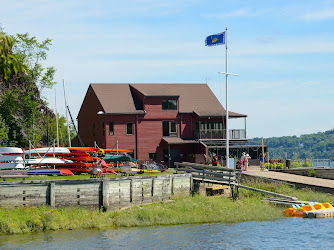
[244,170,334,193]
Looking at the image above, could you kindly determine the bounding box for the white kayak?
[0,163,25,169]
[0,147,23,154]
[25,157,73,165]
[24,147,71,155]
[0,155,24,163]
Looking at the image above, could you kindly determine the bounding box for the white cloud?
[300,8,334,20]
[205,9,251,19]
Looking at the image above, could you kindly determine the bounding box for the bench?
[0,170,29,181]
[120,166,137,176]
[206,185,231,196]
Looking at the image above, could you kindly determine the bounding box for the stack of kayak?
[24,147,74,175]
[0,147,25,169]
[55,147,117,175]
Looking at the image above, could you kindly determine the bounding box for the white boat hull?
[0,163,25,169]
[0,155,24,163]
[24,147,71,155]
[0,147,23,154]
[25,158,72,165]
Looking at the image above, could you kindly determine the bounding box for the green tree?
[0,32,27,81]
[0,114,9,146]
[13,33,56,92]
[40,114,75,146]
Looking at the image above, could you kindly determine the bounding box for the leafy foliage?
[13,33,56,91]
[0,32,27,81]
[249,128,334,159]
[0,27,75,147]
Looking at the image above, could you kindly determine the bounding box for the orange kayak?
[67,147,100,152]
[103,149,133,153]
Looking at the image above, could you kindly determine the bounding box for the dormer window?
[162,100,177,110]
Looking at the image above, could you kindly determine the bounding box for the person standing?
[240,152,246,170]
[259,153,264,170]
[244,154,251,171]
[212,153,218,166]
[96,159,103,178]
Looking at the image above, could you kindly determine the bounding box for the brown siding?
[77,88,105,147]
[105,115,137,153]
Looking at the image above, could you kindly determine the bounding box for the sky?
[1,0,334,139]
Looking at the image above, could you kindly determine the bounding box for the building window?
[109,122,114,136]
[149,153,157,161]
[126,122,133,135]
[163,121,177,137]
[102,122,105,136]
[162,100,177,110]
[196,121,223,131]
[93,123,95,137]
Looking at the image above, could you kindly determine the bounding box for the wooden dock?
[244,170,334,193]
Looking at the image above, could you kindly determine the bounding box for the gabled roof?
[89,83,246,117]
[90,84,144,114]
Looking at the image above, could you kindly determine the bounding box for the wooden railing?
[194,129,246,140]
[175,162,241,187]
[175,162,296,200]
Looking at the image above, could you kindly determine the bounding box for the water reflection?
[1,218,334,249]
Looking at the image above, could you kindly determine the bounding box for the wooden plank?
[50,182,55,208]
[177,162,237,172]
[191,175,235,183]
[237,184,296,200]
[177,168,236,178]
[102,179,109,208]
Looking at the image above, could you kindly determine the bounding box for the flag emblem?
[205,32,225,46]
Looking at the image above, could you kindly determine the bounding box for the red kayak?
[56,165,90,174]
[58,169,74,175]
[104,149,133,153]
[67,147,100,152]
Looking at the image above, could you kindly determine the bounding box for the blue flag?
[205,32,225,46]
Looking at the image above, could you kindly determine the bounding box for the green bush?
[265,162,284,169]
[290,161,313,168]
[308,168,316,177]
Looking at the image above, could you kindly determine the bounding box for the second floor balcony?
[194,129,246,140]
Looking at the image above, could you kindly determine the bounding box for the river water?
[1,218,333,249]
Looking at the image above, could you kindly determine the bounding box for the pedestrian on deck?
[96,159,103,178]
[212,153,218,166]
[244,154,251,171]
[240,152,246,170]
[259,153,264,170]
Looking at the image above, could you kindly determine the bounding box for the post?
[116,140,119,168]
[151,178,155,201]
[244,117,247,139]
[170,175,174,195]
[102,179,109,209]
[130,178,134,202]
[225,26,229,169]
[49,182,55,208]
[63,80,71,147]
[55,89,59,147]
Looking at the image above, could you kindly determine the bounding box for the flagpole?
[225,26,229,169]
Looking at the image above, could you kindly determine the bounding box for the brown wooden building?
[76,83,249,166]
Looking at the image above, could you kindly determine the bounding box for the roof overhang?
[105,111,146,115]
[162,137,199,145]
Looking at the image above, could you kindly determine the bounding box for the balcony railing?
[194,129,246,140]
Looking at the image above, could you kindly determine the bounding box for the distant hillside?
[249,129,334,159]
